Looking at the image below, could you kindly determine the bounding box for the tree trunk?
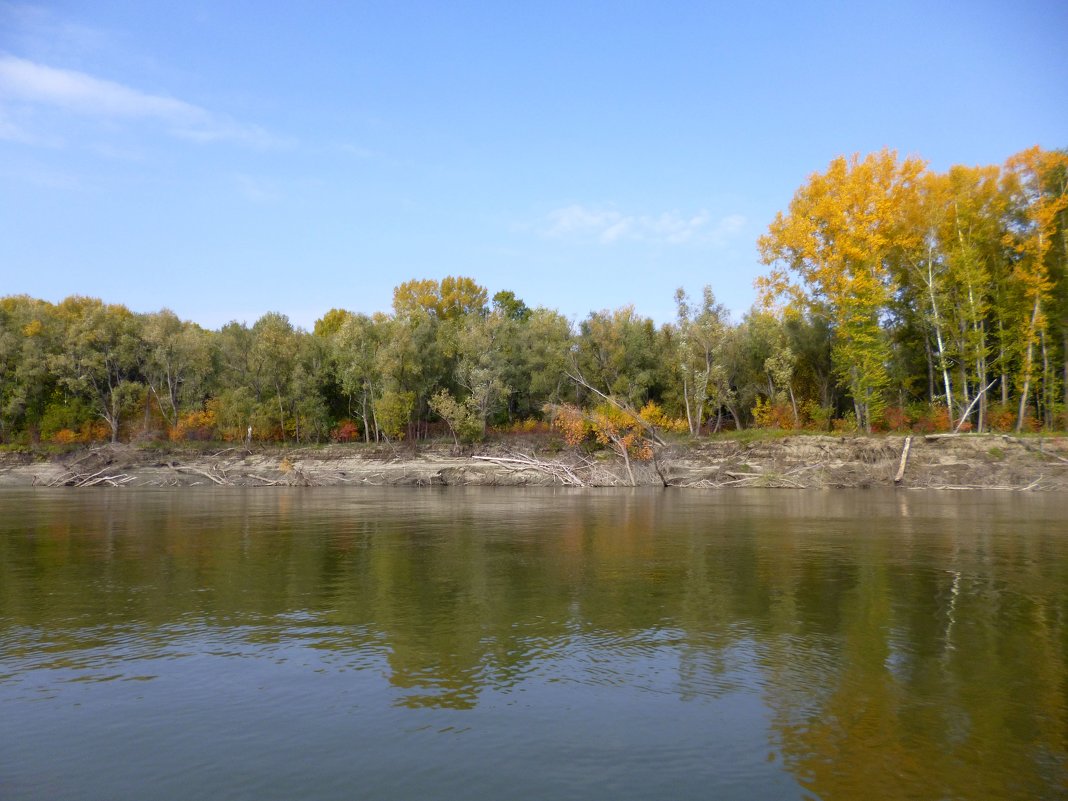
[1063,330,1068,427]
[927,260,954,428]
[682,375,694,435]
[613,437,635,487]
[276,387,286,443]
[1040,331,1051,429]
[998,318,1009,406]
[362,392,371,443]
[726,403,742,430]
[924,335,935,403]
[1016,297,1041,433]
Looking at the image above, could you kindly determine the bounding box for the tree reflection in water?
[1,488,1065,799]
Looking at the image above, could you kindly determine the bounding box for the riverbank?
[2,433,1067,490]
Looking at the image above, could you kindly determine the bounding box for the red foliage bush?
[331,420,361,443]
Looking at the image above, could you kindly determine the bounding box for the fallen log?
[894,436,912,484]
[169,464,229,485]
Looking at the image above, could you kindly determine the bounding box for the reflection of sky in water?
[0,617,780,710]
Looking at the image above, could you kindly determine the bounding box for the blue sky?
[2,1,1066,330]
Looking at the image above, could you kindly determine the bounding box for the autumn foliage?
[2,150,1067,451]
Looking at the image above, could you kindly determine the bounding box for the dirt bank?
[2,434,1066,491]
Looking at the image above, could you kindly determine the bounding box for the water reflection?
[1,488,1066,800]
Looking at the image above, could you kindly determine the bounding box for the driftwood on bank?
[44,463,134,488]
[8,434,1066,491]
[472,453,588,486]
[1001,435,1068,464]
[169,463,229,485]
[894,436,912,483]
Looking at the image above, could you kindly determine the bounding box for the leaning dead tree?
[564,371,667,447]
[532,370,675,487]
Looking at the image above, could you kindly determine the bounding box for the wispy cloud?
[0,2,112,63]
[234,174,283,204]
[0,54,287,148]
[541,204,745,246]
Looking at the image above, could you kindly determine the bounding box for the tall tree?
[142,310,214,432]
[673,286,731,435]
[249,312,299,441]
[758,149,926,432]
[576,306,663,409]
[51,298,144,443]
[1001,147,1068,430]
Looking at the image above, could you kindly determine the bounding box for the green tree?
[50,298,145,443]
[330,312,386,441]
[249,312,299,441]
[576,306,664,409]
[142,309,214,432]
[673,286,731,434]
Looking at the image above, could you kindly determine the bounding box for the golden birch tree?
[758,150,925,432]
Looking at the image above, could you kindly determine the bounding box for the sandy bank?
[2,434,1066,491]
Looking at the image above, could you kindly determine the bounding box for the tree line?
[1,146,1065,446]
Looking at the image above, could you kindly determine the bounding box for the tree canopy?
[2,146,1066,446]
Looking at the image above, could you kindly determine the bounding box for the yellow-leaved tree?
[999,147,1068,431]
[757,150,925,432]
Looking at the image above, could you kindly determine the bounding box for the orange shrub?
[51,428,81,444]
[331,420,361,442]
[752,398,798,429]
[986,403,1016,432]
[880,406,911,432]
[911,404,950,433]
[172,409,217,441]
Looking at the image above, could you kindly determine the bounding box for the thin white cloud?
[0,54,287,148]
[337,142,377,159]
[543,204,745,246]
[0,104,34,142]
[0,2,112,63]
[234,174,283,204]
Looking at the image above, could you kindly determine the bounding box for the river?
[1,488,1065,800]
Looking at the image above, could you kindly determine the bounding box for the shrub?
[638,401,688,433]
[880,405,911,432]
[172,408,217,441]
[752,398,798,429]
[910,404,950,433]
[832,411,858,433]
[331,419,361,443]
[800,400,832,431]
[492,419,551,435]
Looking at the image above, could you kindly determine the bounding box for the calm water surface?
[1,488,1066,800]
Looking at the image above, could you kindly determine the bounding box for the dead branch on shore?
[563,371,667,447]
[44,464,136,487]
[916,475,1045,491]
[79,474,135,488]
[472,453,588,486]
[48,465,111,487]
[209,447,251,458]
[244,474,285,486]
[169,464,229,485]
[894,436,912,483]
[1001,435,1068,464]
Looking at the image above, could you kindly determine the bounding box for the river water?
[1,488,1065,800]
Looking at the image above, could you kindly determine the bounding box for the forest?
[1,146,1066,447]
